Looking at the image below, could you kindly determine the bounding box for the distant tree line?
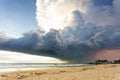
[89,59,120,65]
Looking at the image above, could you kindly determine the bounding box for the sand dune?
[0,64,120,80]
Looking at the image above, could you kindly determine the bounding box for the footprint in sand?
[34,72,42,75]
[17,75,28,79]
[0,74,8,77]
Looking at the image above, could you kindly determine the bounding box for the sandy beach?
[0,64,120,80]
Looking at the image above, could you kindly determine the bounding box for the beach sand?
[0,64,120,80]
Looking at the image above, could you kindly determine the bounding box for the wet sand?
[0,64,120,80]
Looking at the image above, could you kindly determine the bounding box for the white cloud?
[36,0,88,31]
[0,50,65,63]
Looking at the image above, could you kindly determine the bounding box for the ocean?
[0,63,89,72]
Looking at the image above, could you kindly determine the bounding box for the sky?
[0,0,37,38]
[0,0,64,63]
[0,50,65,63]
[0,0,120,63]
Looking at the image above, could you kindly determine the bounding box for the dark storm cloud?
[0,0,120,63]
[85,0,120,26]
[92,0,114,6]
[0,30,62,57]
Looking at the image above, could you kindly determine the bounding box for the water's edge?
[0,63,92,72]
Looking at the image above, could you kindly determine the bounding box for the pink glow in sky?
[95,49,120,60]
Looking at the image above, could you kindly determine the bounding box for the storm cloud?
[0,0,120,63]
[85,0,120,26]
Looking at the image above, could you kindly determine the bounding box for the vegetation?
[89,59,120,65]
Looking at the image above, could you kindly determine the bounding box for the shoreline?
[0,63,91,73]
[0,64,120,80]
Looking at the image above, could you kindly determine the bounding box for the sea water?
[0,63,89,72]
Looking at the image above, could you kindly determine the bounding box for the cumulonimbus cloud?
[35,0,89,31]
[0,0,120,63]
[36,0,120,31]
